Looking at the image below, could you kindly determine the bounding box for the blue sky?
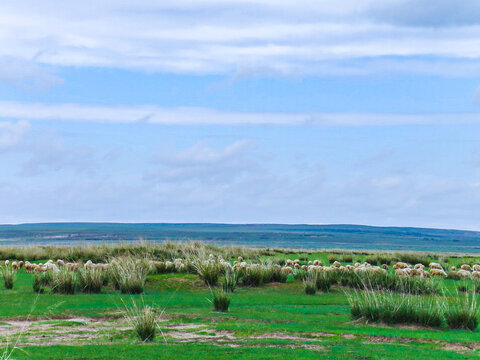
[1,1,480,229]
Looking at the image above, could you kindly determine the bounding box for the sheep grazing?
[11,261,18,271]
[301,265,308,271]
[472,271,480,279]
[430,268,447,277]
[421,271,431,278]
[409,268,422,277]
[332,261,341,268]
[85,260,94,270]
[57,259,65,267]
[393,262,408,270]
[395,268,409,277]
[313,260,322,266]
[460,264,472,272]
[18,261,23,269]
[457,269,472,279]
[414,264,425,270]
[381,264,389,270]
[354,262,360,268]
[428,262,443,270]
[451,266,456,271]
[4,260,9,267]
[66,262,79,271]
[473,264,480,272]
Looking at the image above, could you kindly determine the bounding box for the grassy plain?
[0,246,479,359]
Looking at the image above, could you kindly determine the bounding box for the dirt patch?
[0,317,131,346]
[252,333,314,342]
[443,342,480,352]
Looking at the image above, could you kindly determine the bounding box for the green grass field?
[0,248,479,359]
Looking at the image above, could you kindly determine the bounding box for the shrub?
[211,289,231,312]
[78,268,103,293]
[0,266,15,290]
[444,295,479,331]
[222,267,237,293]
[124,303,157,342]
[195,260,221,287]
[52,268,76,295]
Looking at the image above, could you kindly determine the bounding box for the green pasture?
[0,252,479,359]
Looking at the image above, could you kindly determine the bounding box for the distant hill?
[0,223,480,252]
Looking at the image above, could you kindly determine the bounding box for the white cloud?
[0,56,62,90]
[0,120,29,150]
[0,100,480,127]
[1,1,480,76]
[148,140,257,183]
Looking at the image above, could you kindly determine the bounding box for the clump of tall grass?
[194,260,221,287]
[339,271,439,295]
[293,269,309,281]
[222,267,238,293]
[51,268,77,295]
[267,265,288,283]
[365,253,395,265]
[109,256,149,294]
[241,264,266,287]
[444,294,479,331]
[303,272,317,295]
[32,271,53,293]
[124,301,158,342]
[447,271,462,280]
[394,252,432,266]
[316,271,336,292]
[337,254,353,263]
[347,290,443,327]
[78,268,103,293]
[0,266,15,290]
[210,289,231,312]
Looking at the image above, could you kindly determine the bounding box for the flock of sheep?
[278,258,480,280]
[3,256,480,281]
[5,259,110,273]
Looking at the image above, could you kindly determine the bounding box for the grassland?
[0,243,479,359]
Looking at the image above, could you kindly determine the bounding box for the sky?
[1,1,480,230]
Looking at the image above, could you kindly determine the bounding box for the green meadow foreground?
[0,243,479,359]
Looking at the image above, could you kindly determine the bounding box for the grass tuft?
[78,268,103,293]
[444,294,479,331]
[0,266,15,290]
[52,268,77,295]
[124,302,158,342]
[211,289,231,312]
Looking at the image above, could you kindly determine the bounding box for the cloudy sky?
[1,1,480,229]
